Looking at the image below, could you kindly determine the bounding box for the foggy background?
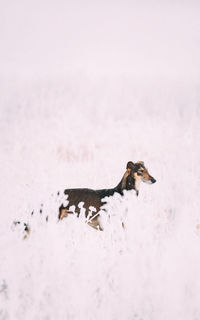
[0,1,200,319]
[0,0,199,76]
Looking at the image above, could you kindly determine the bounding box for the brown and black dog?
[13,161,156,236]
[59,161,156,229]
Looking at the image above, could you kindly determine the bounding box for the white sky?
[0,0,199,76]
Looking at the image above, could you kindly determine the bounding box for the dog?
[59,161,156,229]
[13,161,156,236]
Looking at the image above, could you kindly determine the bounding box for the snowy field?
[1,1,200,320]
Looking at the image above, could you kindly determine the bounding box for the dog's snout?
[151,177,156,184]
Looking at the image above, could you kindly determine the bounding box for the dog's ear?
[137,161,144,166]
[126,161,135,170]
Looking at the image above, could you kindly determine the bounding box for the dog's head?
[123,161,156,195]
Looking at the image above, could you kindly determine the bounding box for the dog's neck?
[115,173,139,196]
[96,171,139,198]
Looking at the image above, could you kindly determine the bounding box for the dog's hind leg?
[59,208,74,220]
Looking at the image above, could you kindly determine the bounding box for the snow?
[0,1,200,319]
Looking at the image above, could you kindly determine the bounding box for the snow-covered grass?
[1,1,200,319]
[1,74,200,320]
